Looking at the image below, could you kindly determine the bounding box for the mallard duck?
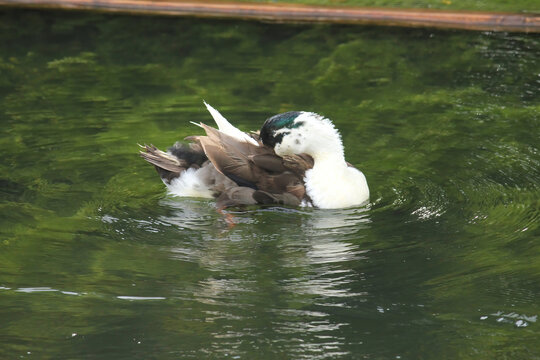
[140,103,369,209]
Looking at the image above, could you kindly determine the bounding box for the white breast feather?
[278,113,369,208]
[305,165,369,209]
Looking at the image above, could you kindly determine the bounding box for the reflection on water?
[144,200,374,357]
[158,198,225,230]
[159,200,371,296]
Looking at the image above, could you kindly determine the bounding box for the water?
[1,9,539,359]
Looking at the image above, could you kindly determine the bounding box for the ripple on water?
[116,296,166,301]
[480,311,537,328]
[158,198,221,230]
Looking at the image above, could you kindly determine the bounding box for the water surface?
[0,9,539,359]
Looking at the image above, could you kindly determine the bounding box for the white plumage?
[272,112,369,208]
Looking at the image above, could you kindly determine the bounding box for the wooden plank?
[0,0,539,33]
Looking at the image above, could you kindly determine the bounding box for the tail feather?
[203,101,258,146]
[139,143,206,184]
[139,144,185,173]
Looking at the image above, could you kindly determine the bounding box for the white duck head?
[259,111,345,162]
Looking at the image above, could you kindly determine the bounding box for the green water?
[1,9,539,359]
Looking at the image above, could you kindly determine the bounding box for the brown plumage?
[140,123,314,208]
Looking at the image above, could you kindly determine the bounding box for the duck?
[140,102,369,209]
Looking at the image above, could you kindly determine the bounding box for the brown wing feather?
[141,123,316,207]
[282,154,314,175]
[198,137,259,188]
[194,124,314,205]
[198,124,272,187]
[250,153,314,177]
[249,154,288,173]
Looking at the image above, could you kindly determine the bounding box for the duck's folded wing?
[197,124,270,188]
[140,126,312,208]
[192,124,309,205]
[190,123,314,207]
[250,153,314,175]
[248,153,287,173]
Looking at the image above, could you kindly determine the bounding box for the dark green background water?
[1,9,539,359]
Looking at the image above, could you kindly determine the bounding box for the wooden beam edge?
[0,0,539,33]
